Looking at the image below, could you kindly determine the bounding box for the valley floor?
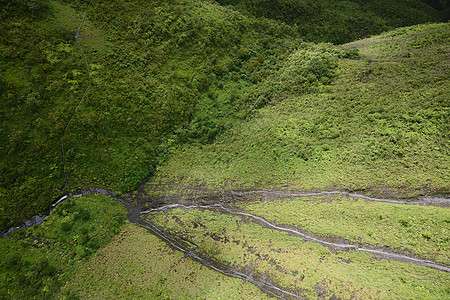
[64,189,449,299]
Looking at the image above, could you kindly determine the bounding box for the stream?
[141,203,450,273]
[136,217,304,299]
[3,189,448,237]
[226,190,450,207]
[1,188,449,299]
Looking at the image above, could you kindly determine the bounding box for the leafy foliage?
[216,0,444,43]
[0,0,300,228]
[150,23,450,196]
[0,194,127,299]
[0,0,447,230]
[0,2,448,298]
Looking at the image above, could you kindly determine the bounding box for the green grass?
[243,195,450,264]
[144,206,450,299]
[61,224,270,299]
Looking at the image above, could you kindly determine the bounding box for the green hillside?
[0,0,447,229]
[149,22,450,198]
[217,0,446,43]
[0,0,449,298]
[0,0,301,228]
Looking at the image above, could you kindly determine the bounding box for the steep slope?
[0,0,447,230]
[0,0,301,229]
[148,23,449,197]
[216,0,445,43]
[1,1,448,298]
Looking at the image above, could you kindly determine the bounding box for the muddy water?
[141,203,450,273]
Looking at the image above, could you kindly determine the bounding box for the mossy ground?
[61,224,270,299]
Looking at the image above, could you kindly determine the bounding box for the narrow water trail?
[136,218,304,299]
[141,203,450,273]
[2,188,449,299]
[227,190,450,207]
[4,188,445,237]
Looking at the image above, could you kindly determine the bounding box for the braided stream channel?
[2,189,449,298]
[141,203,450,273]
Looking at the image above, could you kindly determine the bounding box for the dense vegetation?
[149,22,449,197]
[0,194,127,299]
[0,0,447,230]
[0,0,448,298]
[1,0,300,229]
[216,0,447,43]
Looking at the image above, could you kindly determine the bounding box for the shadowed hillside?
[216,0,445,43]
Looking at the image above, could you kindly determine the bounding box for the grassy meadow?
[61,224,271,299]
[2,192,447,299]
[243,195,450,264]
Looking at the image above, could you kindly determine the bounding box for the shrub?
[74,245,87,259]
[86,240,99,250]
[25,92,42,111]
[305,58,332,79]
[9,131,25,149]
[337,47,361,59]
[3,252,21,268]
[60,219,72,232]
[73,208,90,221]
